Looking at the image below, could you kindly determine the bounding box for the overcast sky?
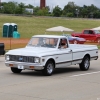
[2,0,100,9]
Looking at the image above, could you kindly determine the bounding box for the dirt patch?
[0,38,30,50]
[0,38,30,44]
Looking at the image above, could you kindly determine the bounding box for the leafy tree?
[2,2,17,14]
[25,4,34,8]
[1,1,100,18]
[63,2,77,17]
[17,2,25,14]
[80,4,100,18]
[93,10,100,18]
[15,6,22,14]
[37,7,49,16]
[66,13,74,17]
[53,5,62,17]
[33,6,40,15]
[87,4,99,18]
[80,5,89,18]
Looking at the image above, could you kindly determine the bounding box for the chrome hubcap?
[84,59,89,69]
[47,64,53,74]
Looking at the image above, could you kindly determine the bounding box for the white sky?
[2,0,100,9]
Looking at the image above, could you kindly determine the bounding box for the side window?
[31,38,39,45]
[59,38,68,49]
[89,30,93,34]
[84,30,89,34]
[45,38,50,44]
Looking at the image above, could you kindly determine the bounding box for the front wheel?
[11,67,22,73]
[42,61,54,76]
[79,56,90,71]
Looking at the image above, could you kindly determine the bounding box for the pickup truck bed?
[69,44,97,49]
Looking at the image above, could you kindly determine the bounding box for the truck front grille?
[9,55,35,63]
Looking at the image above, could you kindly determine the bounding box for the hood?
[6,46,56,57]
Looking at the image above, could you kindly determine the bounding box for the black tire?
[11,67,22,73]
[79,56,90,71]
[42,61,54,76]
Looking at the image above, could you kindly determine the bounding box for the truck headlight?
[34,57,40,63]
[6,55,10,61]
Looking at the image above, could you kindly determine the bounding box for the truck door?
[80,30,96,41]
[88,30,96,41]
[56,38,72,68]
[80,30,90,40]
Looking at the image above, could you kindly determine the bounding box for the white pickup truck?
[5,35,98,76]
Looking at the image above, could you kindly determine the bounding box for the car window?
[89,30,93,34]
[31,38,39,45]
[27,37,58,48]
[94,30,100,34]
[59,38,68,49]
[84,30,89,34]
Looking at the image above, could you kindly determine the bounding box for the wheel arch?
[83,54,90,60]
[79,53,90,71]
[46,58,55,68]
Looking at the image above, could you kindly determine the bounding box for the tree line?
[0,1,100,18]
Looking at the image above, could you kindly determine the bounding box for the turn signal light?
[30,66,34,69]
[9,64,13,67]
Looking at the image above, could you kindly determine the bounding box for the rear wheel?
[42,61,54,76]
[11,67,22,73]
[79,56,90,71]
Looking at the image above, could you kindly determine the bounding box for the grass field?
[1,15,100,38]
[0,15,100,50]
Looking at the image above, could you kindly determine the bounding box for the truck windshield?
[27,37,58,48]
[94,30,100,34]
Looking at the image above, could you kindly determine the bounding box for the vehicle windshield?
[93,30,100,34]
[27,37,58,48]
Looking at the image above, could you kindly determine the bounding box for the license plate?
[18,65,24,69]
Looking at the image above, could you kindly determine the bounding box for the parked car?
[62,34,86,44]
[71,29,100,43]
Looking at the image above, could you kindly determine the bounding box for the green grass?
[1,15,100,38]
[98,45,100,49]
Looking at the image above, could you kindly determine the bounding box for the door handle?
[68,50,72,53]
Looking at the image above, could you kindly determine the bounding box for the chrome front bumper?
[5,61,44,70]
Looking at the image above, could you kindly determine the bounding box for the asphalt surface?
[0,52,100,100]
